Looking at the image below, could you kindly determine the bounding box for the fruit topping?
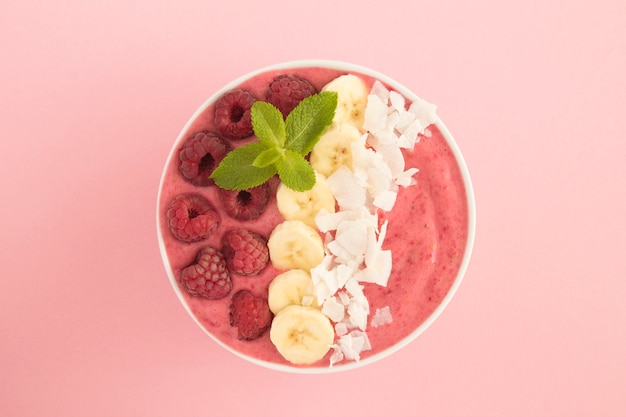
[178,131,229,186]
[275,170,336,230]
[309,124,361,177]
[166,193,220,242]
[265,74,317,118]
[229,290,273,340]
[218,183,270,221]
[267,269,318,315]
[214,89,256,139]
[179,246,232,299]
[267,220,325,271]
[221,228,269,276]
[321,74,369,130]
[269,305,334,365]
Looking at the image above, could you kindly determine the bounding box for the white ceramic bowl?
[157,60,476,373]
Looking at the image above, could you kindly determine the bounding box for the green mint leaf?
[210,142,277,190]
[211,91,338,192]
[251,101,286,149]
[253,146,283,168]
[275,149,316,192]
[285,91,338,155]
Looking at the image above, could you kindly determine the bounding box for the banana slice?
[276,171,336,229]
[321,74,369,129]
[267,220,325,271]
[309,124,362,177]
[268,269,318,314]
[270,305,335,365]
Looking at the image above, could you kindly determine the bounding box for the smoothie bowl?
[156,60,475,373]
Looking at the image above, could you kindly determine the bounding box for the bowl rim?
[156,59,476,374]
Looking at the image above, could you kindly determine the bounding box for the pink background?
[1,0,625,416]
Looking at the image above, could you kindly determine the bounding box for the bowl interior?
[157,60,476,373]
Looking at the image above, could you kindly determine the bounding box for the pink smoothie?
[157,64,470,369]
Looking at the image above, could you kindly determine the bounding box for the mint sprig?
[211,91,337,192]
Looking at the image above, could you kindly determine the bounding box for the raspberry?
[266,74,317,117]
[166,193,220,242]
[221,228,269,276]
[178,131,229,186]
[180,246,231,299]
[229,290,273,340]
[218,183,270,221]
[214,89,256,139]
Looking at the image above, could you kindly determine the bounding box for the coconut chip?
[371,306,393,328]
[335,331,372,362]
[326,166,366,211]
[321,295,346,323]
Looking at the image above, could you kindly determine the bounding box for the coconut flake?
[408,97,438,132]
[345,277,366,300]
[338,291,351,306]
[326,240,353,264]
[330,327,374,366]
[363,94,388,133]
[335,331,372,362]
[396,109,416,131]
[369,80,390,103]
[337,334,360,361]
[395,167,419,187]
[327,166,366,211]
[340,263,357,288]
[389,90,406,113]
[313,280,332,306]
[334,219,369,259]
[373,142,405,176]
[350,330,372,352]
[335,322,348,337]
[356,248,392,287]
[311,261,334,305]
[315,206,373,233]
[371,306,393,328]
[322,296,345,322]
[348,299,369,330]
[329,345,344,367]
[384,111,401,136]
[373,189,397,211]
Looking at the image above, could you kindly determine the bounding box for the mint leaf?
[285,91,337,155]
[275,149,316,192]
[211,90,337,191]
[251,101,286,148]
[211,142,277,190]
[253,146,283,168]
